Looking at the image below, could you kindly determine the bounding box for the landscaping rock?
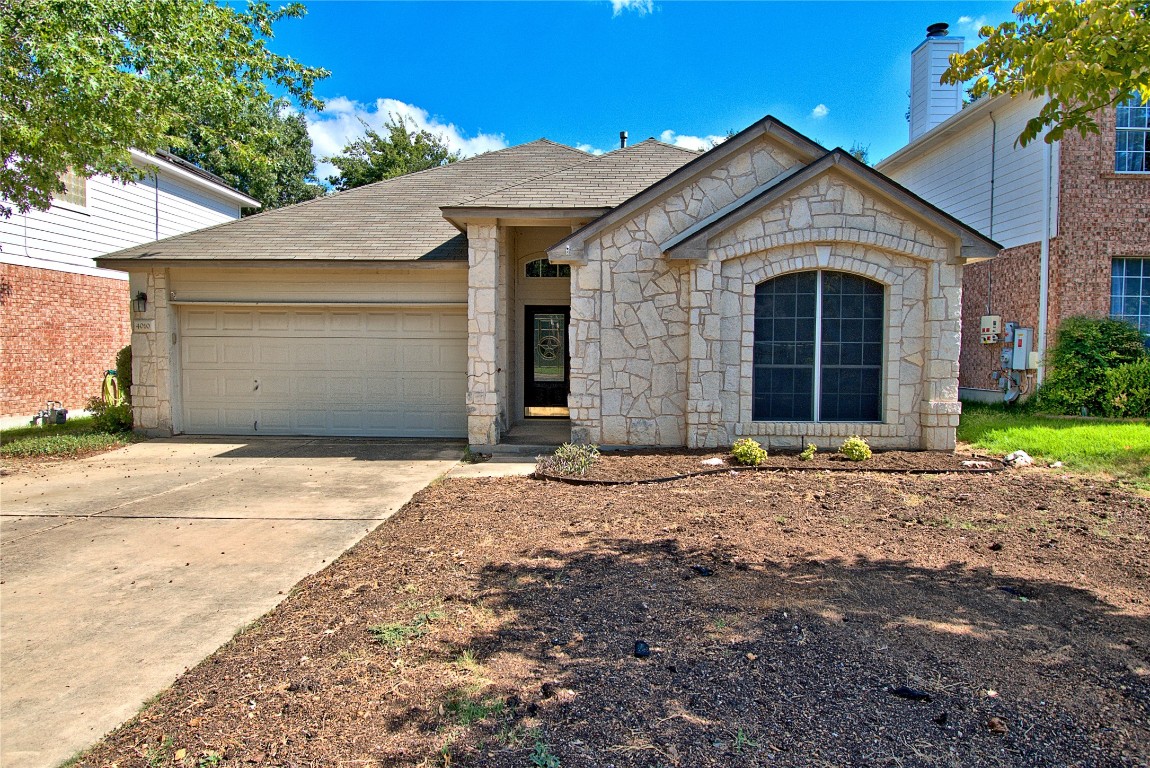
[1003,450,1034,468]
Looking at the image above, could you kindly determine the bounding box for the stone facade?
[556,142,967,450]
[126,267,176,436]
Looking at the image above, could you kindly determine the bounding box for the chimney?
[619,131,628,149]
[909,22,964,141]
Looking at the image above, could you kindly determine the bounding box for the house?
[0,150,259,422]
[877,24,1150,402]
[97,116,999,450]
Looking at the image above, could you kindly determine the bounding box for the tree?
[174,98,325,214]
[847,142,871,165]
[325,115,460,190]
[943,0,1150,145]
[1,0,328,216]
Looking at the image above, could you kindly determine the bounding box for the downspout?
[1037,135,1053,385]
[154,169,160,241]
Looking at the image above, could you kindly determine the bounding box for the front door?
[523,305,570,418]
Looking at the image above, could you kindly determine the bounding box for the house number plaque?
[132,319,156,333]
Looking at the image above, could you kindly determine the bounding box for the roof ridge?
[643,137,708,155]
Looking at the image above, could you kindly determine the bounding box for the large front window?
[1116,99,1149,173]
[753,271,884,422]
[1111,257,1150,339]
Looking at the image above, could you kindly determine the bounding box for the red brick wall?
[0,264,131,419]
[1051,109,1150,331]
[959,106,1150,392]
[959,242,1043,389]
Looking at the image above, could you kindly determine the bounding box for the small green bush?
[798,443,817,461]
[839,435,872,461]
[731,437,767,466]
[539,442,601,476]
[115,344,133,405]
[86,396,133,433]
[1035,317,1146,415]
[1103,358,1150,417]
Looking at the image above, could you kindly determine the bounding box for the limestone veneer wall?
[570,149,963,450]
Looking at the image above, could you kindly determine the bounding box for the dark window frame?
[752,270,885,423]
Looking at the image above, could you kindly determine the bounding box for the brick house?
[100,116,997,450]
[0,152,258,422]
[877,24,1150,402]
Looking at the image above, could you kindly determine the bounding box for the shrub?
[839,435,872,461]
[798,443,817,461]
[115,344,133,405]
[731,437,767,466]
[539,442,601,476]
[1103,358,1150,417]
[1035,317,1146,415]
[86,396,133,433]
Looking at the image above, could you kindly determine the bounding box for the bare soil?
[78,462,1149,768]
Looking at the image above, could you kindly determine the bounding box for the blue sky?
[272,1,1017,178]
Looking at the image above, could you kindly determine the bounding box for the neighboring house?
[0,150,258,421]
[878,24,1150,401]
[98,117,998,450]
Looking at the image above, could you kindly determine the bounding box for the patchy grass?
[367,610,443,647]
[959,402,1150,481]
[0,416,140,460]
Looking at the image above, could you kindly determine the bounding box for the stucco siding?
[168,266,468,305]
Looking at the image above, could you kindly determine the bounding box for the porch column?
[466,221,502,445]
[920,261,963,449]
[129,267,176,436]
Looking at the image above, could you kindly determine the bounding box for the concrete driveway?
[0,437,462,768]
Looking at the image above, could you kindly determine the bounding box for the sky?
[269,1,1019,180]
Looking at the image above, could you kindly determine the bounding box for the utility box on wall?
[1012,327,1034,370]
[979,315,1001,344]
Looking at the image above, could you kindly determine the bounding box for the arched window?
[753,270,884,422]
[525,258,570,278]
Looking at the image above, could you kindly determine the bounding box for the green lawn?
[958,402,1150,482]
[0,416,140,459]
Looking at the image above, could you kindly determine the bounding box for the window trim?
[752,269,885,424]
[1110,256,1150,341]
[1115,98,1150,175]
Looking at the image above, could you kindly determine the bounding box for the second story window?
[1116,99,1149,173]
[56,167,88,208]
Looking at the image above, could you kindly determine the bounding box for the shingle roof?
[452,139,700,209]
[100,139,591,264]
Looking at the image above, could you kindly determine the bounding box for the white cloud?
[811,103,829,119]
[658,129,726,152]
[612,0,654,16]
[306,97,508,181]
[576,143,606,156]
[956,15,989,35]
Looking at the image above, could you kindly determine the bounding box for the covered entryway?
[177,306,466,436]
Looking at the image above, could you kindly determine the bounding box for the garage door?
[178,306,467,437]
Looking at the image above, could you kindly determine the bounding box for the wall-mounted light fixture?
[132,291,148,313]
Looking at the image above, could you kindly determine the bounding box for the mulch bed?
[541,448,999,483]
[78,466,1149,768]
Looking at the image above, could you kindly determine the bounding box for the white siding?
[883,96,1057,248]
[0,165,243,280]
[909,36,964,141]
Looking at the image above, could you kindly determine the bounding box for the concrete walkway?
[0,437,462,768]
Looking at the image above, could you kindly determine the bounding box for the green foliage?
[325,115,461,190]
[368,611,442,647]
[171,98,325,213]
[443,692,504,726]
[1103,358,1150,417]
[847,142,870,165]
[115,344,132,406]
[959,401,1150,481]
[1,415,139,458]
[86,396,133,433]
[1035,317,1146,415]
[839,435,872,462]
[529,736,561,768]
[943,0,1150,145]
[539,443,601,476]
[731,437,768,466]
[798,443,818,461]
[2,0,328,216]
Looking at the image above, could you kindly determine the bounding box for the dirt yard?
[77,460,1149,767]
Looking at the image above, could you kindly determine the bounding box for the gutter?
[128,149,260,209]
[1037,133,1053,385]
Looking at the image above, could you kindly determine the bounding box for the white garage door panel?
[179,307,466,437]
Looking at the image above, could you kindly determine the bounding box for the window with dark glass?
[753,271,884,422]
[1116,99,1149,173]
[525,258,571,278]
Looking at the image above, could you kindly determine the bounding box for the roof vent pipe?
[619,131,628,149]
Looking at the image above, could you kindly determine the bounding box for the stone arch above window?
[525,258,571,278]
[753,270,885,423]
